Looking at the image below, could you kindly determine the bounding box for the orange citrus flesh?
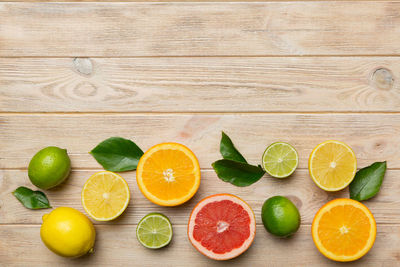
[309,140,357,191]
[136,143,201,206]
[312,198,376,262]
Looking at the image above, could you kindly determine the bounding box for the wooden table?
[1,2,399,266]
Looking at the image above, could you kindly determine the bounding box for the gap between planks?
[0,223,399,226]
[4,0,400,2]
[2,112,400,115]
[3,55,400,58]
[0,223,299,226]
[2,168,400,172]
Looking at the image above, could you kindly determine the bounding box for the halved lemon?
[81,171,130,221]
[312,198,376,262]
[136,143,201,206]
[309,140,357,191]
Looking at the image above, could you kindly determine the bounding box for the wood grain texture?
[2,2,400,56]
[1,169,399,225]
[1,0,400,265]
[1,224,399,266]
[1,114,399,169]
[1,57,399,112]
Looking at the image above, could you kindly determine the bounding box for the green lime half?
[136,213,173,249]
[262,142,298,178]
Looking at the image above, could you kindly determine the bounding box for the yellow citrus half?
[82,171,130,221]
[309,140,357,191]
[136,143,201,206]
[312,198,376,262]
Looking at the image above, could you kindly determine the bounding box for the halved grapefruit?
[188,194,256,260]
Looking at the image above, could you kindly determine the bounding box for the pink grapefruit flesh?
[188,194,256,260]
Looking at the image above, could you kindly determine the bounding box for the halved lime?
[136,213,172,249]
[262,142,298,178]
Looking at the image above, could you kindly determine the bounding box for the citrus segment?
[188,194,256,260]
[312,198,376,262]
[81,171,130,221]
[136,143,200,206]
[262,142,298,178]
[309,140,357,191]
[136,213,173,249]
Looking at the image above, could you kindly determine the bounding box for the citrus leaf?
[90,137,144,172]
[349,161,386,201]
[212,159,265,187]
[13,186,51,209]
[220,132,247,163]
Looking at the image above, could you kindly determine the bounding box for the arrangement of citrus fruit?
[262,142,298,178]
[81,171,130,221]
[187,194,256,260]
[309,140,357,191]
[40,207,95,258]
[28,146,71,190]
[16,134,385,263]
[136,143,201,206]
[261,196,300,237]
[312,198,376,262]
[136,213,173,249]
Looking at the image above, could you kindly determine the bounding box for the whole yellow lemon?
[40,207,95,257]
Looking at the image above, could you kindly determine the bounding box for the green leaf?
[90,137,144,172]
[220,132,247,163]
[212,159,265,187]
[349,161,387,201]
[13,186,51,209]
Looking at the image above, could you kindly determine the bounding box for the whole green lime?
[28,146,71,190]
[261,196,300,237]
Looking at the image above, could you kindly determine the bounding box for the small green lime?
[28,146,71,190]
[262,142,298,178]
[136,213,173,249]
[261,196,300,237]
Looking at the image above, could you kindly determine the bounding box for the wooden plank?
[1,169,399,225]
[1,57,399,113]
[1,2,400,56]
[0,224,399,266]
[1,114,399,169]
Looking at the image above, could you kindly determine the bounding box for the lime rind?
[262,142,299,178]
[136,213,173,249]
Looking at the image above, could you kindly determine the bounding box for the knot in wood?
[73,58,93,76]
[371,68,394,90]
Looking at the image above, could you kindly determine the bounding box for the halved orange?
[312,198,376,262]
[136,143,201,206]
[309,140,357,191]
